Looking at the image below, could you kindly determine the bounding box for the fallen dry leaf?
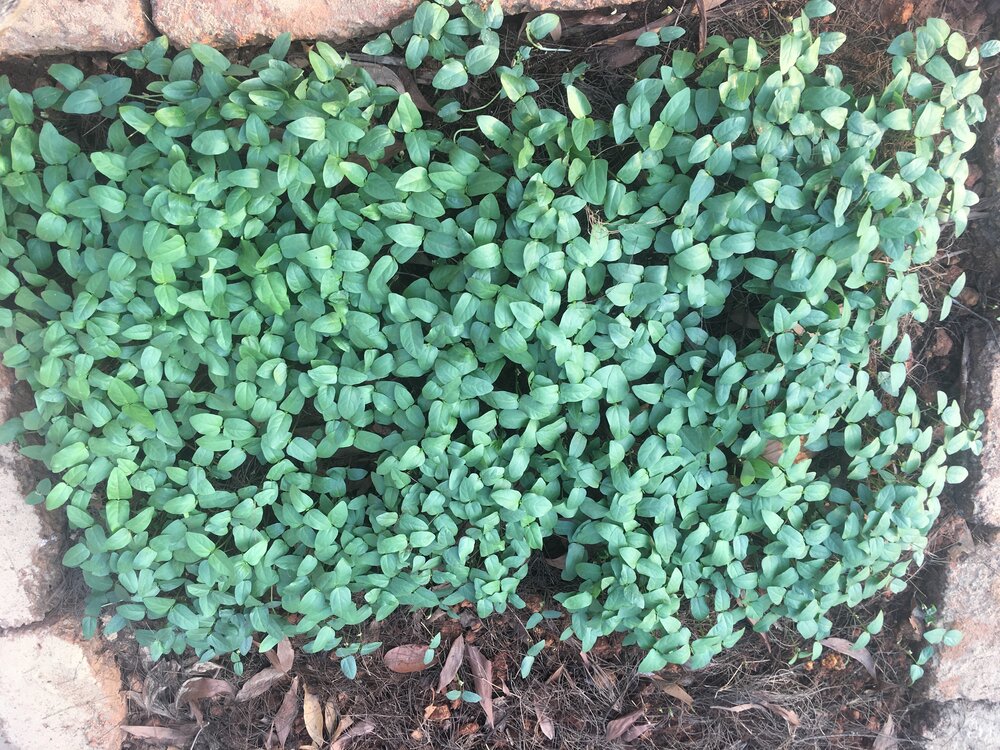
[438,636,466,692]
[332,716,354,743]
[606,709,644,742]
[623,723,654,742]
[423,703,452,721]
[535,706,555,739]
[331,719,375,750]
[354,61,434,112]
[303,684,324,747]
[236,667,288,702]
[324,698,340,738]
[545,665,565,685]
[762,702,800,732]
[543,555,566,570]
[384,644,432,673]
[276,637,295,673]
[176,677,235,708]
[273,676,300,749]
[821,637,877,679]
[458,721,480,737]
[466,644,494,728]
[715,703,761,714]
[874,715,898,750]
[658,681,694,708]
[121,724,199,744]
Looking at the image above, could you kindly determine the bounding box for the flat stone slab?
[0,368,63,630]
[928,536,1000,702]
[0,0,153,59]
[961,324,1000,528]
[924,700,1000,750]
[0,617,125,750]
[152,0,423,48]
[151,0,615,49]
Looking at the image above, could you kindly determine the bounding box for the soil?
[4,0,1000,747]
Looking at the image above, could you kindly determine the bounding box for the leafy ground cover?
[1,0,998,747]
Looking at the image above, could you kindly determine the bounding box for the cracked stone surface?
[0,617,126,750]
[0,367,63,630]
[924,700,1000,750]
[151,0,616,49]
[961,325,1000,527]
[927,537,1000,703]
[0,0,153,59]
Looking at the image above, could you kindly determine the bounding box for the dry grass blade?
[332,718,375,750]
[236,667,288,702]
[176,676,235,708]
[534,706,555,739]
[303,684,325,747]
[274,676,300,749]
[606,709,644,741]
[121,724,199,744]
[466,644,494,728]
[714,703,761,713]
[822,637,877,678]
[384,644,432,673]
[545,664,565,685]
[874,715,898,750]
[438,636,466,692]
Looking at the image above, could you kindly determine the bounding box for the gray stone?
[961,325,1000,528]
[927,536,1000,702]
[0,0,153,59]
[151,0,617,49]
[0,617,126,750]
[924,700,1000,750]
[0,367,63,630]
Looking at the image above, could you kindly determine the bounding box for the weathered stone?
[961,324,1000,528]
[927,537,1000,702]
[0,617,125,750]
[152,0,422,49]
[0,0,153,59]
[924,700,1000,750]
[0,367,63,630]
[151,0,617,49]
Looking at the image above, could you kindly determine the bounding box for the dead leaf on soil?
[623,723,654,742]
[606,709,644,741]
[303,683,324,746]
[423,703,452,721]
[324,699,340,738]
[657,680,694,708]
[577,10,627,26]
[236,667,289,702]
[121,724,199,744]
[821,637,877,679]
[874,715,898,750]
[467,644,495,728]
[354,61,434,112]
[544,555,565,570]
[438,636,466,692]
[535,706,555,739]
[385,644,432,673]
[331,719,375,750]
[761,702,800,732]
[332,715,354,743]
[273,676,300,749]
[176,677,235,708]
[545,664,565,685]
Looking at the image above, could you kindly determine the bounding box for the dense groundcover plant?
[0,0,990,671]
